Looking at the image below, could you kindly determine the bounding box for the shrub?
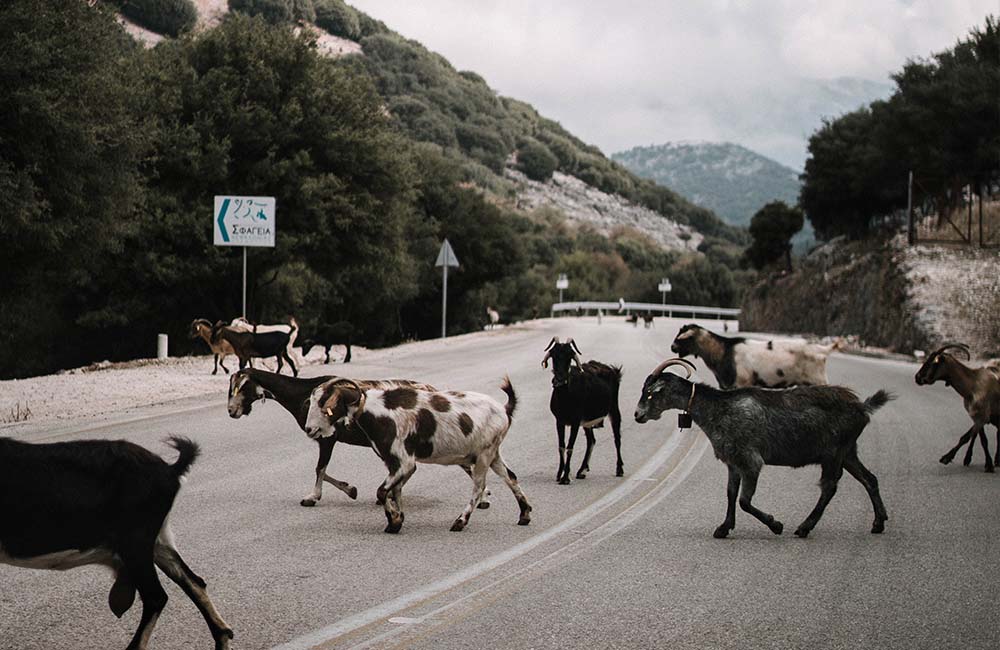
[314,0,360,40]
[120,0,197,37]
[517,138,558,182]
[228,0,293,24]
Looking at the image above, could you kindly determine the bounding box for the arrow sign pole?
[435,239,460,339]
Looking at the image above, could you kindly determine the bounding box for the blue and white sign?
[214,196,276,247]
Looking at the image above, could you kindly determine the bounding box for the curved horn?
[336,378,367,415]
[651,358,697,378]
[932,342,971,360]
[542,337,559,368]
[568,338,582,355]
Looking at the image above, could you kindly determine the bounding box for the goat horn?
[651,358,697,378]
[336,378,366,415]
[933,342,971,360]
[568,338,582,355]
[544,337,559,351]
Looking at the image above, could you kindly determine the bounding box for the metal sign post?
[556,274,569,303]
[214,196,276,317]
[658,277,672,305]
[435,239,460,338]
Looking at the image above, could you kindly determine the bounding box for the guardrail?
[550,301,740,320]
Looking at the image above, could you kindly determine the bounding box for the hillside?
[112,0,745,253]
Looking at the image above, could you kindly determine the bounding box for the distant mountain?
[612,142,803,228]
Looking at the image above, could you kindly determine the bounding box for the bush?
[228,0,293,24]
[314,0,360,39]
[517,138,558,182]
[120,0,197,37]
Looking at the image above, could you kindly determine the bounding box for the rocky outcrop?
[741,235,1000,357]
[507,169,703,253]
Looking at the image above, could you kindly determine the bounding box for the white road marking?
[271,426,706,650]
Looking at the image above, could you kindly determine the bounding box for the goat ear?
[108,572,136,618]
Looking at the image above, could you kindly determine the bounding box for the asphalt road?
[2,318,998,650]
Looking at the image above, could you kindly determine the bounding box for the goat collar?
[678,383,695,430]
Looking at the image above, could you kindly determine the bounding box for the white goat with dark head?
[671,323,837,389]
[304,378,531,533]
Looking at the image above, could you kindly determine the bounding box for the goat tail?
[166,436,201,477]
[862,390,895,416]
[500,375,517,421]
[288,316,298,333]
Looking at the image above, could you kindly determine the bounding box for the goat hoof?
[575,471,587,479]
[558,477,571,485]
[616,468,624,477]
[793,526,809,538]
[713,526,730,539]
[939,455,953,465]
[384,524,402,534]
[517,516,531,526]
[450,519,466,532]
[477,501,491,509]
[771,521,784,535]
[986,465,995,473]
[963,457,972,466]
[300,498,317,507]
[871,520,885,534]
[347,486,358,500]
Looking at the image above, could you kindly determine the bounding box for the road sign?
[436,239,460,338]
[214,196,276,247]
[658,279,672,293]
[435,238,460,268]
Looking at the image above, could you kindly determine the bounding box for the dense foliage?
[801,16,999,240]
[117,0,198,37]
[1,3,743,378]
[743,202,804,272]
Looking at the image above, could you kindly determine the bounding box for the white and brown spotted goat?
[304,378,531,533]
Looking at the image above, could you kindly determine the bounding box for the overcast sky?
[348,1,995,170]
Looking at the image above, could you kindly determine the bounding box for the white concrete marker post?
[213,196,276,317]
[435,239,460,338]
[156,334,168,360]
[556,273,569,304]
[658,277,672,306]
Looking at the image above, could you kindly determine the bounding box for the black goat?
[541,337,624,484]
[212,320,298,376]
[0,436,232,649]
[299,321,355,364]
[635,358,892,538]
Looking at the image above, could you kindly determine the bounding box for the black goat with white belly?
[299,321,355,364]
[0,436,232,650]
[212,320,298,376]
[542,337,624,484]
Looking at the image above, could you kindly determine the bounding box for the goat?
[541,337,624,484]
[634,358,892,538]
[915,343,1000,472]
[0,436,232,649]
[303,378,530,533]
[212,320,298,376]
[626,313,639,327]
[189,318,238,375]
[485,306,500,330]
[231,316,300,365]
[299,321,355,364]
[671,323,837,389]
[226,369,495,507]
[643,313,654,328]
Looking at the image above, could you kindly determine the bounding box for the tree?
[744,202,803,272]
[517,139,558,182]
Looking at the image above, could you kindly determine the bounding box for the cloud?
[348,1,995,168]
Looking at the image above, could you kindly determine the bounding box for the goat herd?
[2,320,998,650]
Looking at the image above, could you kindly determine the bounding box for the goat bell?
[678,412,692,429]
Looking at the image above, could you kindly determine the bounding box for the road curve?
[1,318,998,650]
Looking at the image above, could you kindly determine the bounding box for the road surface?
[2,318,998,650]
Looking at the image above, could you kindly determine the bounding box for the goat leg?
[461,464,492,508]
[940,424,979,464]
[451,457,490,531]
[556,423,568,483]
[977,427,994,472]
[560,425,580,485]
[490,454,532,525]
[714,466,741,538]
[576,428,596,479]
[737,469,783,535]
[843,453,887,533]
[153,543,233,649]
[611,408,624,476]
[794,461,844,538]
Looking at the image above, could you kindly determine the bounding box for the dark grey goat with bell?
[634,358,893,539]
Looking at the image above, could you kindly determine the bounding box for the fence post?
[906,170,914,245]
[157,334,168,361]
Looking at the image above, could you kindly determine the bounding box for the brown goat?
[189,318,240,375]
[915,343,1000,472]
